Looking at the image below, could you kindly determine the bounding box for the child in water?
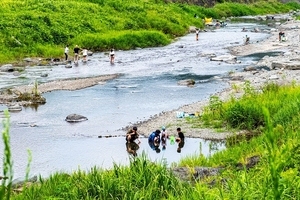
[109,48,115,64]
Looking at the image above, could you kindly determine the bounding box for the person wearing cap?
[126,126,140,143]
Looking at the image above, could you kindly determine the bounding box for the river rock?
[271,61,300,70]
[0,64,14,72]
[23,58,32,62]
[210,55,237,62]
[8,104,22,112]
[177,79,195,87]
[65,114,88,122]
[87,51,93,56]
[244,66,257,71]
[41,73,48,77]
[172,167,223,182]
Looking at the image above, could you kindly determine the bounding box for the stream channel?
[0,22,271,180]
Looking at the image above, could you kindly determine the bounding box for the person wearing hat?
[126,126,140,143]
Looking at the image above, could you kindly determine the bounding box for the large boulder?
[177,79,195,87]
[210,55,237,62]
[65,114,88,122]
[271,61,300,70]
[0,64,14,72]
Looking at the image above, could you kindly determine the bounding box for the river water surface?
[0,22,271,180]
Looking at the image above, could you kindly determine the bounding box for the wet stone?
[65,114,88,122]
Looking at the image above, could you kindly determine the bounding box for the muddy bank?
[132,19,300,140]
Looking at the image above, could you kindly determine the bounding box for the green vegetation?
[0,111,13,200]
[0,0,299,64]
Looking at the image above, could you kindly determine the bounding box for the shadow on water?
[125,137,226,161]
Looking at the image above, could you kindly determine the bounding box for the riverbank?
[133,18,300,140]
[0,74,120,105]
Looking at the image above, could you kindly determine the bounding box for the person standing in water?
[73,45,80,63]
[109,48,115,64]
[126,126,140,143]
[195,29,200,41]
[64,45,69,61]
[82,48,88,62]
[176,127,185,153]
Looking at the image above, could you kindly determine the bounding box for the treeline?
[0,0,299,63]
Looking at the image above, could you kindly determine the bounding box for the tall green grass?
[0,111,13,200]
[0,0,299,63]
[201,82,300,131]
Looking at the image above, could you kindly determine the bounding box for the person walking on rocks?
[73,45,80,63]
[64,45,69,61]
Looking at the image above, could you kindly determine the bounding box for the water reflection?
[148,141,161,153]
[126,142,139,157]
[177,140,185,153]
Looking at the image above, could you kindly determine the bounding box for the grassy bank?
[2,82,299,199]
[0,0,299,64]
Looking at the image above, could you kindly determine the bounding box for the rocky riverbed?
[131,17,300,140]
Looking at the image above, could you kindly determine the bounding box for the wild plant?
[0,110,13,200]
[32,80,39,96]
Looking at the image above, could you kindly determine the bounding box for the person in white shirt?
[82,48,88,62]
[109,48,115,64]
[195,29,200,41]
[64,45,69,61]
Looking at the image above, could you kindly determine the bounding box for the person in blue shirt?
[148,129,161,143]
[148,129,161,153]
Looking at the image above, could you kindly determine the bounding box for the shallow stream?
[0,22,271,180]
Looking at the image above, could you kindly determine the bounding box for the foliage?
[12,155,186,199]
[0,0,298,63]
[0,111,13,200]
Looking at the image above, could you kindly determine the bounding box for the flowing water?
[0,22,271,180]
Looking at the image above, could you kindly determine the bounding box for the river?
[0,22,271,180]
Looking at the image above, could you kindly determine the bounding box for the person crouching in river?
[126,126,140,143]
[148,129,161,153]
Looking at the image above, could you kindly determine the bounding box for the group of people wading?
[125,126,185,156]
[64,45,115,64]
